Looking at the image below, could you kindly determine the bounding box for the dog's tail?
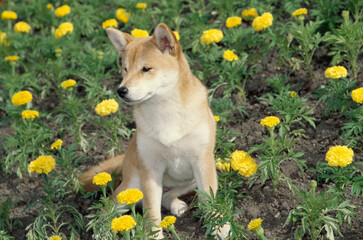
[79,154,125,192]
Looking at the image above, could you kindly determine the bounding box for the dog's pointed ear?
[153,23,180,56]
[106,28,134,56]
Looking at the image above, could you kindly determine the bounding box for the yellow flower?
[47,4,54,10]
[214,115,220,122]
[49,236,62,240]
[131,28,149,38]
[292,8,308,16]
[0,31,10,46]
[5,56,19,62]
[216,158,231,171]
[223,50,238,62]
[325,145,354,167]
[55,22,74,38]
[95,99,119,116]
[260,116,280,128]
[22,110,39,119]
[230,150,258,177]
[242,8,258,21]
[51,139,63,150]
[117,189,143,205]
[29,155,56,174]
[11,90,33,106]
[351,87,363,104]
[324,66,348,79]
[226,16,242,28]
[136,3,147,9]
[200,29,223,44]
[92,172,112,186]
[102,19,118,30]
[55,5,71,17]
[252,12,273,31]
[159,216,176,229]
[1,11,17,20]
[55,48,62,53]
[116,8,130,23]
[61,79,77,89]
[290,91,297,98]
[111,215,136,232]
[14,21,31,33]
[248,218,262,231]
[173,31,180,41]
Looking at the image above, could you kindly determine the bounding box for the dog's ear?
[153,23,180,56]
[106,28,134,56]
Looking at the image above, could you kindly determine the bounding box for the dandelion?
[200,29,223,44]
[325,145,354,167]
[159,216,176,228]
[61,79,77,89]
[260,116,280,128]
[242,8,258,21]
[226,16,242,28]
[351,87,363,104]
[111,215,136,232]
[173,31,180,41]
[29,155,56,174]
[49,236,62,240]
[11,90,33,106]
[248,218,262,231]
[131,28,149,38]
[14,21,31,33]
[117,189,143,205]
[55,5,71,17]
[5,56,19,62]
[292,8,308,16]
[116,8,130,23]
[325,66,347,79]
[102,19,118,29]
[46,4,54,10]
[92,172,112,186]
[55,22,74,38]
[230,150,258,177]
[223,50,238,62]
[51,139,63,150]
[136,3,147,9]
[216,158,231,171]
[95,99,119,116]
[290,91,297,98]
[22,110,39,119]
[252,12,273,31]
[214,115,220,122]
[1,11,17,20]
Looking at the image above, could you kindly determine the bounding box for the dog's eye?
[142,66,151,72]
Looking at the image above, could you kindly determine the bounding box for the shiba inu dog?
[80,23,229,239]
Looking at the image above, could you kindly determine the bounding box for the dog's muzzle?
[117,87,128,99]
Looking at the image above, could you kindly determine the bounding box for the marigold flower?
[92,172,112,186]
[325,66,347,79]
[230,150,257,177]
[61,79,77,89]
[14,21,31,33]
[290,91,297,98]
[5,56,19,62]
[260,116,280,128]
[55,48,62,53]
[29,155,56,174]
[95,99,119,116]
[1,11,17,20]
[226,16,242,28]
[242,8,258,21]
[11,90,33,106]
[47,4,54,10]
[51,139,63,150]
[200,29,223,44]
[102,19,118,30]
[292,8,308,16]
[159,216,176,229]
[325,145,354,167]
[216,158,231,171]
[55,22,74,38]
[173,31,180,41]
[223,50,238,62]
[136,3,147,9]
[111,215,136,232]
[22,110,39,119]
[116,8,130,23]
[117,189,143,205]
[0,31,10,46]
[55,5,71,17]
[49,236,62,240]
[248,218,262,231]
[214,115,220,122]
[131,28,149,38]
[252,12,273,31]
[351,87,363,104]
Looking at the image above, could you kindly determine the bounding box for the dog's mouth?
[121,92,153,105]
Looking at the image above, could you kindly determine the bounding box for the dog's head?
[106,23,182,104]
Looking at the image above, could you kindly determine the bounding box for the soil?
[0,48,362,240]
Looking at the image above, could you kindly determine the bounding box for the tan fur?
[80,23,229,239]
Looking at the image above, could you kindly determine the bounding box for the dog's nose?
[117,87,128,98]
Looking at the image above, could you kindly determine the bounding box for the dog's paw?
[212,222,230,240]
[170,199,188,217]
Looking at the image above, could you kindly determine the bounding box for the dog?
[80,23,229,239]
